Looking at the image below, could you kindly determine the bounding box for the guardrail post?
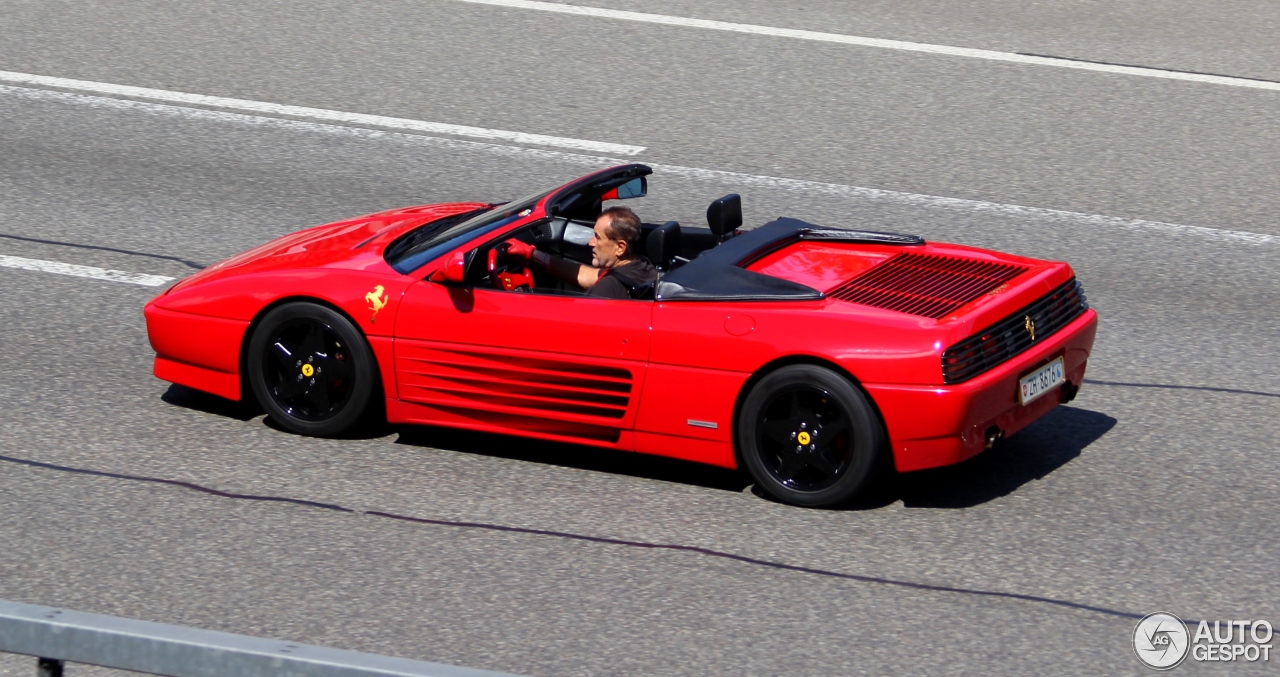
[36,657,64,677]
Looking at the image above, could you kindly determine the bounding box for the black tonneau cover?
[654,218,923,302]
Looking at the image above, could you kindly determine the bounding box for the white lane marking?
[643,162,1279,246]
[0,70,645,156]
[455,0,1280,93]
[0,255,175,286]
[3,83,1276,248]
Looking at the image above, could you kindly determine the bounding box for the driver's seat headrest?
[646,221,681,272]
[706,194,742,238]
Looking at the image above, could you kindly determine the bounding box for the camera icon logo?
[1134,612,1191,670]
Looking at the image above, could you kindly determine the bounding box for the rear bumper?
[865,309,1097,472]
[145,304,248,401]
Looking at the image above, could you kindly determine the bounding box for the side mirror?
[601,177,647,201]
[434,250,467,284]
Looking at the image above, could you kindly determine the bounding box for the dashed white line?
[0,255,175,287]
[0,70,646,156]
[454,0,1280,93]
[2,81,1275,248]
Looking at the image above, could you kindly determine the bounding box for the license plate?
[1018,357,1065,406]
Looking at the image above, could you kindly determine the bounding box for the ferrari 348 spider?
[145,164,1097,507]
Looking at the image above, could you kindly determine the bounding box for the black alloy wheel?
[247,302,376,437]
[738,364,885,508]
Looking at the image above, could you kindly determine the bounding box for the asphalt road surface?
[1,2,1277,675]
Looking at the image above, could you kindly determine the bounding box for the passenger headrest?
[706,194,742,238]
[646,221,681,272]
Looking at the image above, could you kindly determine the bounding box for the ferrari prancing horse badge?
[365,285,388,323]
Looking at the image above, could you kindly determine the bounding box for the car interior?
[471,175,745,299]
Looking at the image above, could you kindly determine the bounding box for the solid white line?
[642,163,1280,246]
[0,255,175,286]
[0,70,645,156]
[3,83,1275,248]
[455,0,1280,93]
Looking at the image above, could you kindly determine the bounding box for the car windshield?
[386,188,551,274]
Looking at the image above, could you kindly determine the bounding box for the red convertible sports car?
[145,164,1097,507]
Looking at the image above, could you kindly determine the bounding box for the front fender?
[150,269,415,337]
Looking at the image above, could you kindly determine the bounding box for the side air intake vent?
[829,253,1030,318]
[941,279,1089,384]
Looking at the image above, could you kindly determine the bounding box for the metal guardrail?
[0,600,521,677]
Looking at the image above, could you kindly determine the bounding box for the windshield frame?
[386,188,551,274]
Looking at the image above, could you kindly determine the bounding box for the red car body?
[146,165,1096,484]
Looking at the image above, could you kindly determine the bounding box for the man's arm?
[532,250,601,289]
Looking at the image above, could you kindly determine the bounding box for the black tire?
[247,302,376,437]
[738,364,885,508]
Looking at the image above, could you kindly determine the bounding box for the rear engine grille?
[829,253,1030,318]
[941,279,1089,384]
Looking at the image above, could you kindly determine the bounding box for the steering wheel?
[487,243,535,292]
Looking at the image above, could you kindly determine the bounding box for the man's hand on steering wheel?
[502,238,536,263]
[489,240,535,292]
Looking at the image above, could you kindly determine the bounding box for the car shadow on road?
[393,405,1114,507]
[161,384,262,421]
[162,384,1115,509]
[867,405,1117,510]
[393,426,753,494]
[162,385,398,440]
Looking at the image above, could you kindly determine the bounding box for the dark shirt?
[588,258,657,299]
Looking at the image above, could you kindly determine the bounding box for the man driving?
[504,206,657,299]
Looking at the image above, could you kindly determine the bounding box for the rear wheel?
[247,302,375,437]
[738,364,884,507]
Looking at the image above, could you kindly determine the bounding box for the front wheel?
[247,302,376,437]
[738,364,885,508]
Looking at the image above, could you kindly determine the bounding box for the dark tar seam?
[1084,379,1280,400]
[0,454,350,512]
[0,233,207,270]
[1015,53,1280,85]
[1,453,1162,622]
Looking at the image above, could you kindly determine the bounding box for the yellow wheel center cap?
[301,364,315,378]
[797,431,811,445]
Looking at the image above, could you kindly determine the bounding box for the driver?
[504,206,656,299]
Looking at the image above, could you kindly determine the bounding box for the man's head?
[590,206,642,268]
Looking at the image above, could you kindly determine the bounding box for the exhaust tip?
[983,426,1005,451]
[1059,380,1080,404]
